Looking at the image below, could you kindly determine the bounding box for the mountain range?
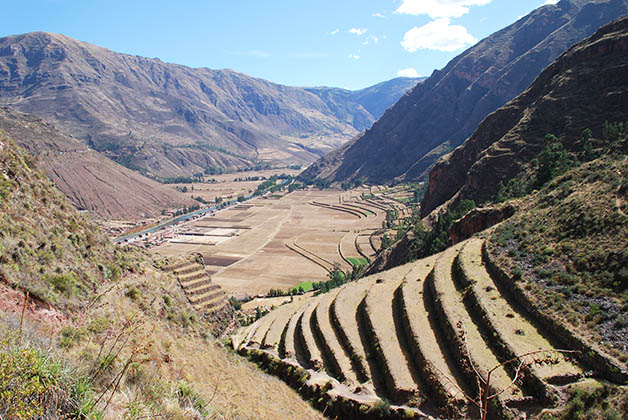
[300,0,628,186]
[0,32,420,178]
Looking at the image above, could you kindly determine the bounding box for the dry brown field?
[152,187,393,296]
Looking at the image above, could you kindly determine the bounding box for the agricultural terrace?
[152,186,409,296]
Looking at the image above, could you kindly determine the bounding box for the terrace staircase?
[164,256,229,315]
[233,236,599,418]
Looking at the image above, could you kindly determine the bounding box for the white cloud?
[348,53,360,60]
[397,68,421,78]
[395,0,492,19]
[363,35,380,46]
[372,12,385,18]
[541,0,558,5]
[401,18,477,52]
[349,28,367,36]
[330,28,340,35]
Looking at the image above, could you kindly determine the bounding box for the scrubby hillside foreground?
[0,134,324,419]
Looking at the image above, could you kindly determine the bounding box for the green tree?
[534,134,571,188]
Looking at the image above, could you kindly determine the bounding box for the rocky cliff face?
[422,15,628,217]
[0,107,192,219]
[0,32,418,178]
[301,0,628,185]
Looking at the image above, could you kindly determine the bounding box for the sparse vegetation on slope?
[487,150,628,372]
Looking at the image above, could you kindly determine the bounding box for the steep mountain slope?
[0,133,116,306]
[422,14,628,216]
[0,106,193,220]
[0,133,325,420]
[301,0,628,185]
[0,32,417,178]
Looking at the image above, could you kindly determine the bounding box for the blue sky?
[2,0,558,90]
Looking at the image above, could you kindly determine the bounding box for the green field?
[290,281,314,293]
[347,257,368,267]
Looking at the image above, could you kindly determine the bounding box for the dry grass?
[457,238,581,379]
[364,264,417,397]
[63,258,325,420]
[431,242,523,398]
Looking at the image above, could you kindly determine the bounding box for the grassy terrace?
[312,288,360,385]
[398,254,468,407]
[263,300,303,351]
[428,242,525,402]
[332,276,379,385]
[282,300,310,361]
[456,238,583,386]
[363,264,422,405]
[249,304,284,347]
[297,295,325,370]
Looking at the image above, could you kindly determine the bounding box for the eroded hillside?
[0,107,193,220]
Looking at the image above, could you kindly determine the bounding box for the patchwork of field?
[153,188,400,296]
[234,236,594,418]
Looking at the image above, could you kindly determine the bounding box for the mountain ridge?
[0,31,419,178]
[300,0,628,186]
[421,14,628,217]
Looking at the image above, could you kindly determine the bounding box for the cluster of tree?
[252,175,295,197]
[265,263,366,299]
[172,204,201,217]
[234,176,265,182]
[267,287,305,298]
[384,208,399,229]
[411,183,427,204]
[253,177,279,196]
[192,196,210,204]
[314,178,331,189]
[288,182,306,193]
[379,234,392,252]
[407,199,476,261]
[312,267,347,294]
[495,123,627,203]
[160,175,205,184]
[602,120,628,142]
[340,179,364,190]
[312,263,366,295]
